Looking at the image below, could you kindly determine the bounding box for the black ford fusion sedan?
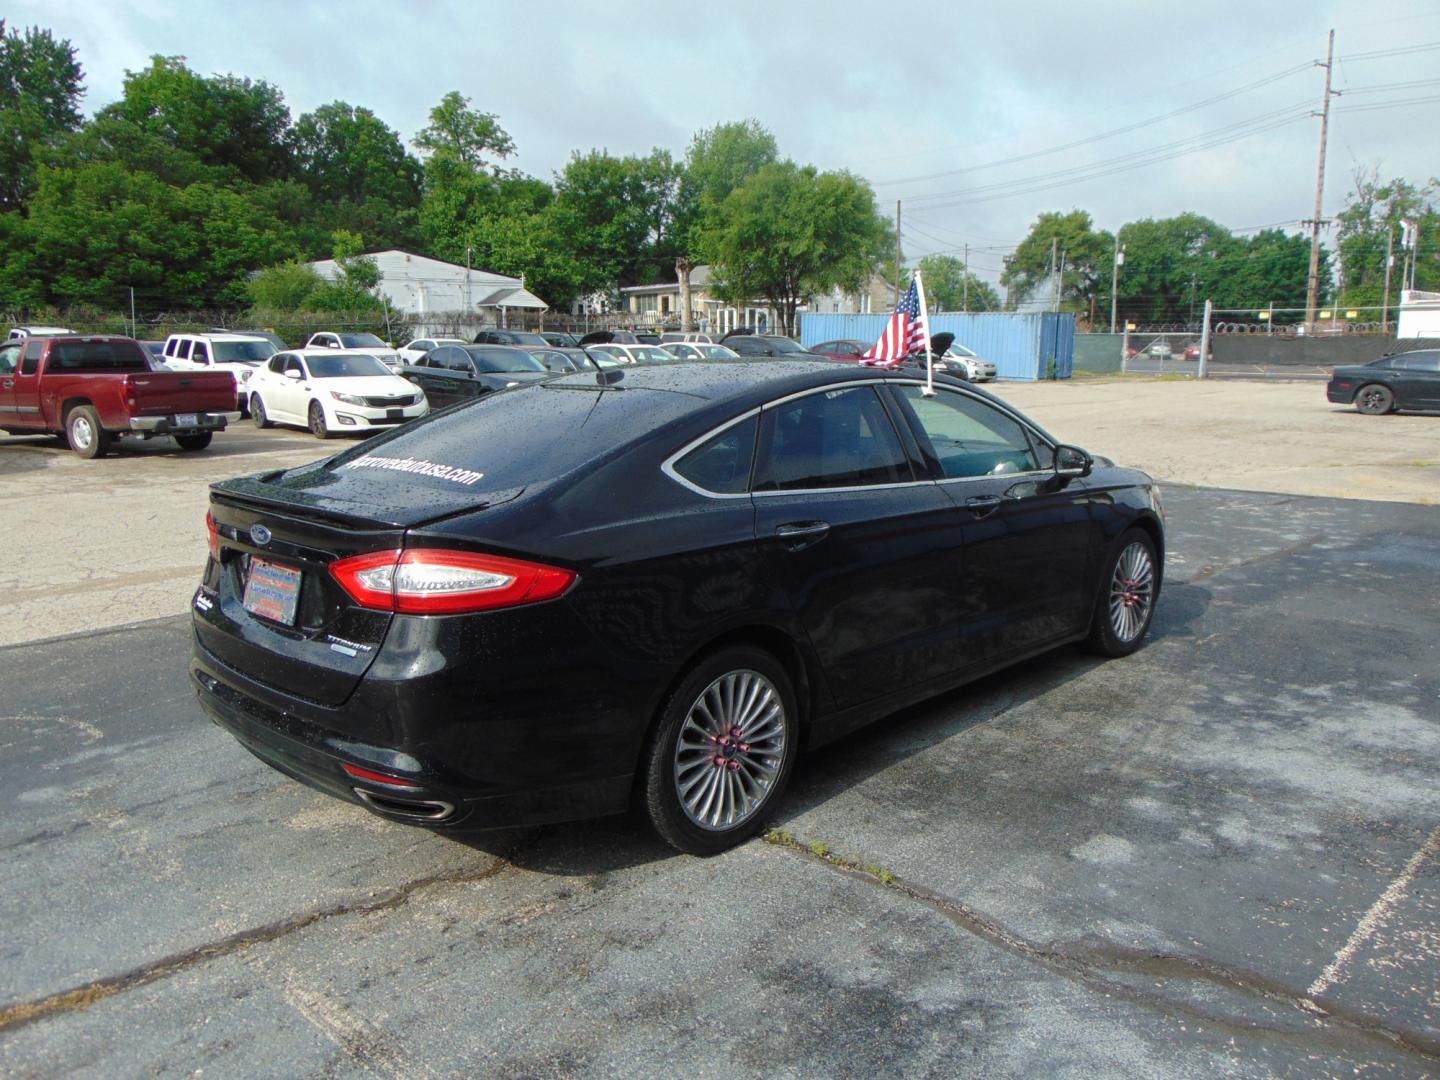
[191,361,1165,854]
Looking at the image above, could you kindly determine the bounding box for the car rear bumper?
[129,413,229,434]
[1326,383,1355,403]
[189,625,636,831]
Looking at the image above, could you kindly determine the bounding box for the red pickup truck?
[0,335,234,458]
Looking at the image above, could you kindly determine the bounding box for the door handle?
[774,521,831,549]
[2,378,12,389]
[964,494,1003,517]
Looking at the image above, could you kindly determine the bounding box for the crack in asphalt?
[0,842,527,1036]
[1183,533,1328,584]
[763,831,1440,1067]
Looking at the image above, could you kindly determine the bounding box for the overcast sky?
[14,0,1440,283]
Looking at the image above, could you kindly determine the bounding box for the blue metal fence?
[798,312,1075,380]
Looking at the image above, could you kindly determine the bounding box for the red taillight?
[341,762,420,789]
[205,510,220,563]
[329,548,577,615]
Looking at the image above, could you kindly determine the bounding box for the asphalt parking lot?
[2,383,1437,1076]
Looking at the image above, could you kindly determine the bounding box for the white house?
[307,250,548,337]
[617,264,890,334]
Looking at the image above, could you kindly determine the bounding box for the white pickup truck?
[303,331,402,372]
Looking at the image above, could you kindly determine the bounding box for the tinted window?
[338,333,386,348]
[529,349,578,373]
[765,338,809,355]
[674,416,758,494]
[50,341,149,372]
[192,342,211,364]
[893,386,1043,478]
[1396,351,1440,372]
[467,346,545,374]
[437,348,473,373]
[729,338,768,356]
[755,386,911,492]
[631,347,673,365]
[213,341,275,363]
[307,354,392,378]
[697,345,740,360]
[21,339,42,373]
[283,356,306,376]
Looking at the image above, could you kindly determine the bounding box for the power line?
[874,61,1315,189]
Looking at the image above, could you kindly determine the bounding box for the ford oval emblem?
[250,524,272,547]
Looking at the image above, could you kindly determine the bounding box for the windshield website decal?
[342,455,485,486]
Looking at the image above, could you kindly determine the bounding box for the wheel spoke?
[674,668,788,833]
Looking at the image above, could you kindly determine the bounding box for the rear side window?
[754,386,911,492]
[469,347,544,374]
[673,416,758,495]
[50,341,149,372]
[1396,351,1440,372]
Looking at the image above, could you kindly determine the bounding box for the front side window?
[467,347,544,374]
[283,356,306,377]
[0,343,19,373]
[1396,351,1440,372]
[192,342,211,364]
[21,339,43,374]
[892,386,1044,479]
[754,386,911,492]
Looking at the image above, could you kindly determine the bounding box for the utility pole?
[894,201,902,306]
[1198,299,1213,380]
[1110,235,1124,334]
[1055,248,1066,313]
[1188,274,1198,323]
[1304,29,1337,329]
[1048,237,1058,312]
[962,243,969,312]
[129,287,136,339]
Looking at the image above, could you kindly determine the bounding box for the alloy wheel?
[1108,541,1155,643]
[71,415,93,451]
[673,670,787,832]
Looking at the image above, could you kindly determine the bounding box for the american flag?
[860,278,928,367]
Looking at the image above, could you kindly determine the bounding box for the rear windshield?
[503,332,549,346]
[307,354,392,378]
[318,377,707,495]
[767,338,809,354]
[213,341,277,364]
[50,341,149,371]
[469,347,545,374]
[631,347,674,365]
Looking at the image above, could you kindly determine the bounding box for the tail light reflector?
[329,548,577,615]
[205,510,220,562]
[341,762,420,789]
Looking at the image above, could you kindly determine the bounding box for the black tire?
[250,393,272,428]
[1085,528,1160,658]
[174,432,212,451]
[308,400,333,439]
[640,645,799,856]
[1354,384,1394,416]
[65,405,109,459]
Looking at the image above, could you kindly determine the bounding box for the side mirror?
[1054,444,1092,478]
[284,369,302,380]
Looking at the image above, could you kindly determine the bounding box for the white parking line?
[1307,824,1440,1000]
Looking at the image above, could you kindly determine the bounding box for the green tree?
[1210,229,1316,315]
[918,254,1000,312]
[247,260,325,310]
[1334,168,1438,307]
[413,91,515,174]
[1001,210,1113,314]
[1114,212,1240,324]
[292,101,422,249]
[0,20,85,211]
[674,119,778,259]
[97,56,293,185]
[705,161,890,336]
[547,148,681,291]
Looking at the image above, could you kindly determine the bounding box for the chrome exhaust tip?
[353,788,456,822]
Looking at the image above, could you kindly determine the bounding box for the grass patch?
[764,826,898,888]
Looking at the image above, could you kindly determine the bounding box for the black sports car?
[191,362,1165,854]
[1327,350,1440,414]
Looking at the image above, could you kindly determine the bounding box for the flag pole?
[913,269,935,396]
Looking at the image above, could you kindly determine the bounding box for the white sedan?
[396,336,467,365]
[248,350,428,438]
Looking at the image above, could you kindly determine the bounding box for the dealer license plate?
[175,413,198,427]
[242,558,302,625]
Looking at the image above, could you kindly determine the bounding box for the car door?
[886,382,1099,663]
[750,383,968,713]
[5,338,47,430]
[270,354,309,419]
[0,341,21,423]
[1392,351,1440,407]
